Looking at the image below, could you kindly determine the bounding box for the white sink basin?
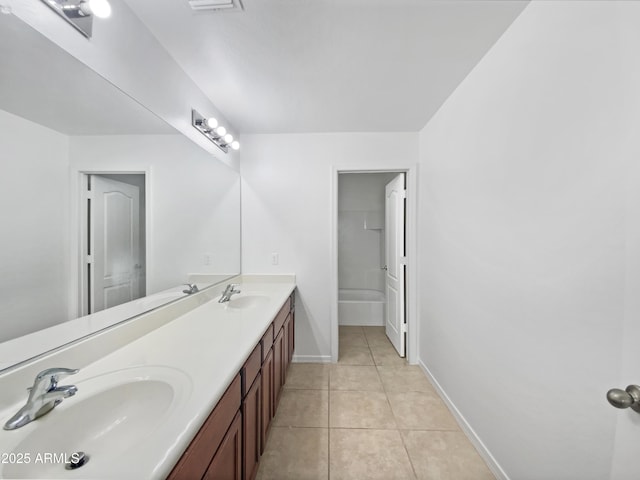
[225,294,270,310]
[0,366,191,479]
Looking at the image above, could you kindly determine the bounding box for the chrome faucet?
[183,283,199,294]
[3,367,79,430]
[219,283,241,303]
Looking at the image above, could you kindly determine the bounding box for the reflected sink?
[225,294,270,310]
[1,366,191,479]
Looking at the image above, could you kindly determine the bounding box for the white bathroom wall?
[338,173,396,292]
[418,1,640,478]
[4,0,240,170]
[69,134,241,294]
[241,133,418,361]
[0,110,70,341]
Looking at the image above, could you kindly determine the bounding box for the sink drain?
[65,451,89,470]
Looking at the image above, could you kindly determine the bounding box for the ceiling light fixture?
[192,109,240,154]
[40,0,112,38]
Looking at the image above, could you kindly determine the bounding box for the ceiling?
[0,11,174,135]
[124,0,529,134]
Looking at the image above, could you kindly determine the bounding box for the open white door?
[89,175,141,313]
[384,173,406,357]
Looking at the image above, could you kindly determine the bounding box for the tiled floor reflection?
[256,326,495,480]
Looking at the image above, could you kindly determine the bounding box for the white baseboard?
[418,360,510,480]
[292,354,332,363]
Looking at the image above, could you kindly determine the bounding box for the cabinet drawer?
[242,343,262,397]
[168,374,241,480]
[261,324,273,362]
[273,299,290,334]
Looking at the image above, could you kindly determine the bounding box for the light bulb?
[79,0,112,18]
[231,141,240,151]
[204,117,218,129]
[215,126,227,137]
[223,134,234,144]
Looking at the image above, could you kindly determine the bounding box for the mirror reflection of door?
[82,174,146,314]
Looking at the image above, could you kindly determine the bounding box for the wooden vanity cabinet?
[241,344,262,480]
[168,292,296,480]
[260,348,274,451]
[284,292,295,367]
[242,372,261,480]
[202,411,242,480]
[273,326,285,409]
[168,375,242,480]
[288,297,295,364]
[260,326,274,452]
[273,294,295,412]
[283,313,291,374]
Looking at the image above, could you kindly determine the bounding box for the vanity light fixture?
[40,0,112,38]
[192,109,240,153]
[79,0,111,18]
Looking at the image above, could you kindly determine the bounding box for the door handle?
[606,385,640,413]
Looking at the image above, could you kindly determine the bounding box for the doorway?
[331,167,416,364]
[79,173,146,315]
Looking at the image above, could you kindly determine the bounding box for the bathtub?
[338,289,386,326]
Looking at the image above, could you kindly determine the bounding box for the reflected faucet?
[183,283,199,294]
[219,283,241,303]
[4,367,79,430]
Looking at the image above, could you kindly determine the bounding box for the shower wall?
[338,173,397,292]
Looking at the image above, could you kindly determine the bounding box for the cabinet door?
[261,347,274,453]
[273,327,285,409]
[283,314,291,376]
[203,411,242,480]
[168,375,241,480]
[288,310,295,364]
[243,373,261,480]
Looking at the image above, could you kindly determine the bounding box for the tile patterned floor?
[256,326,495,480]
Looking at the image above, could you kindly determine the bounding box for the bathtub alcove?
[338,288,386,326]
[338,172,398,327]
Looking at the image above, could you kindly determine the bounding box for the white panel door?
[385,173,406,357]
[90,175,141,313]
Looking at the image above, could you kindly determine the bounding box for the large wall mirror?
[0,12,241,371]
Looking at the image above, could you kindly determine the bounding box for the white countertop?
[0,275,296,479]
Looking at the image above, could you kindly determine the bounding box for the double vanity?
[0,275,296,479]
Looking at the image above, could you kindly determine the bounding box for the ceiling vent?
[188,0,244,11]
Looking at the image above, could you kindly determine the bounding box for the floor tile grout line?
[329,426,408,431]
[399,427,420,480]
